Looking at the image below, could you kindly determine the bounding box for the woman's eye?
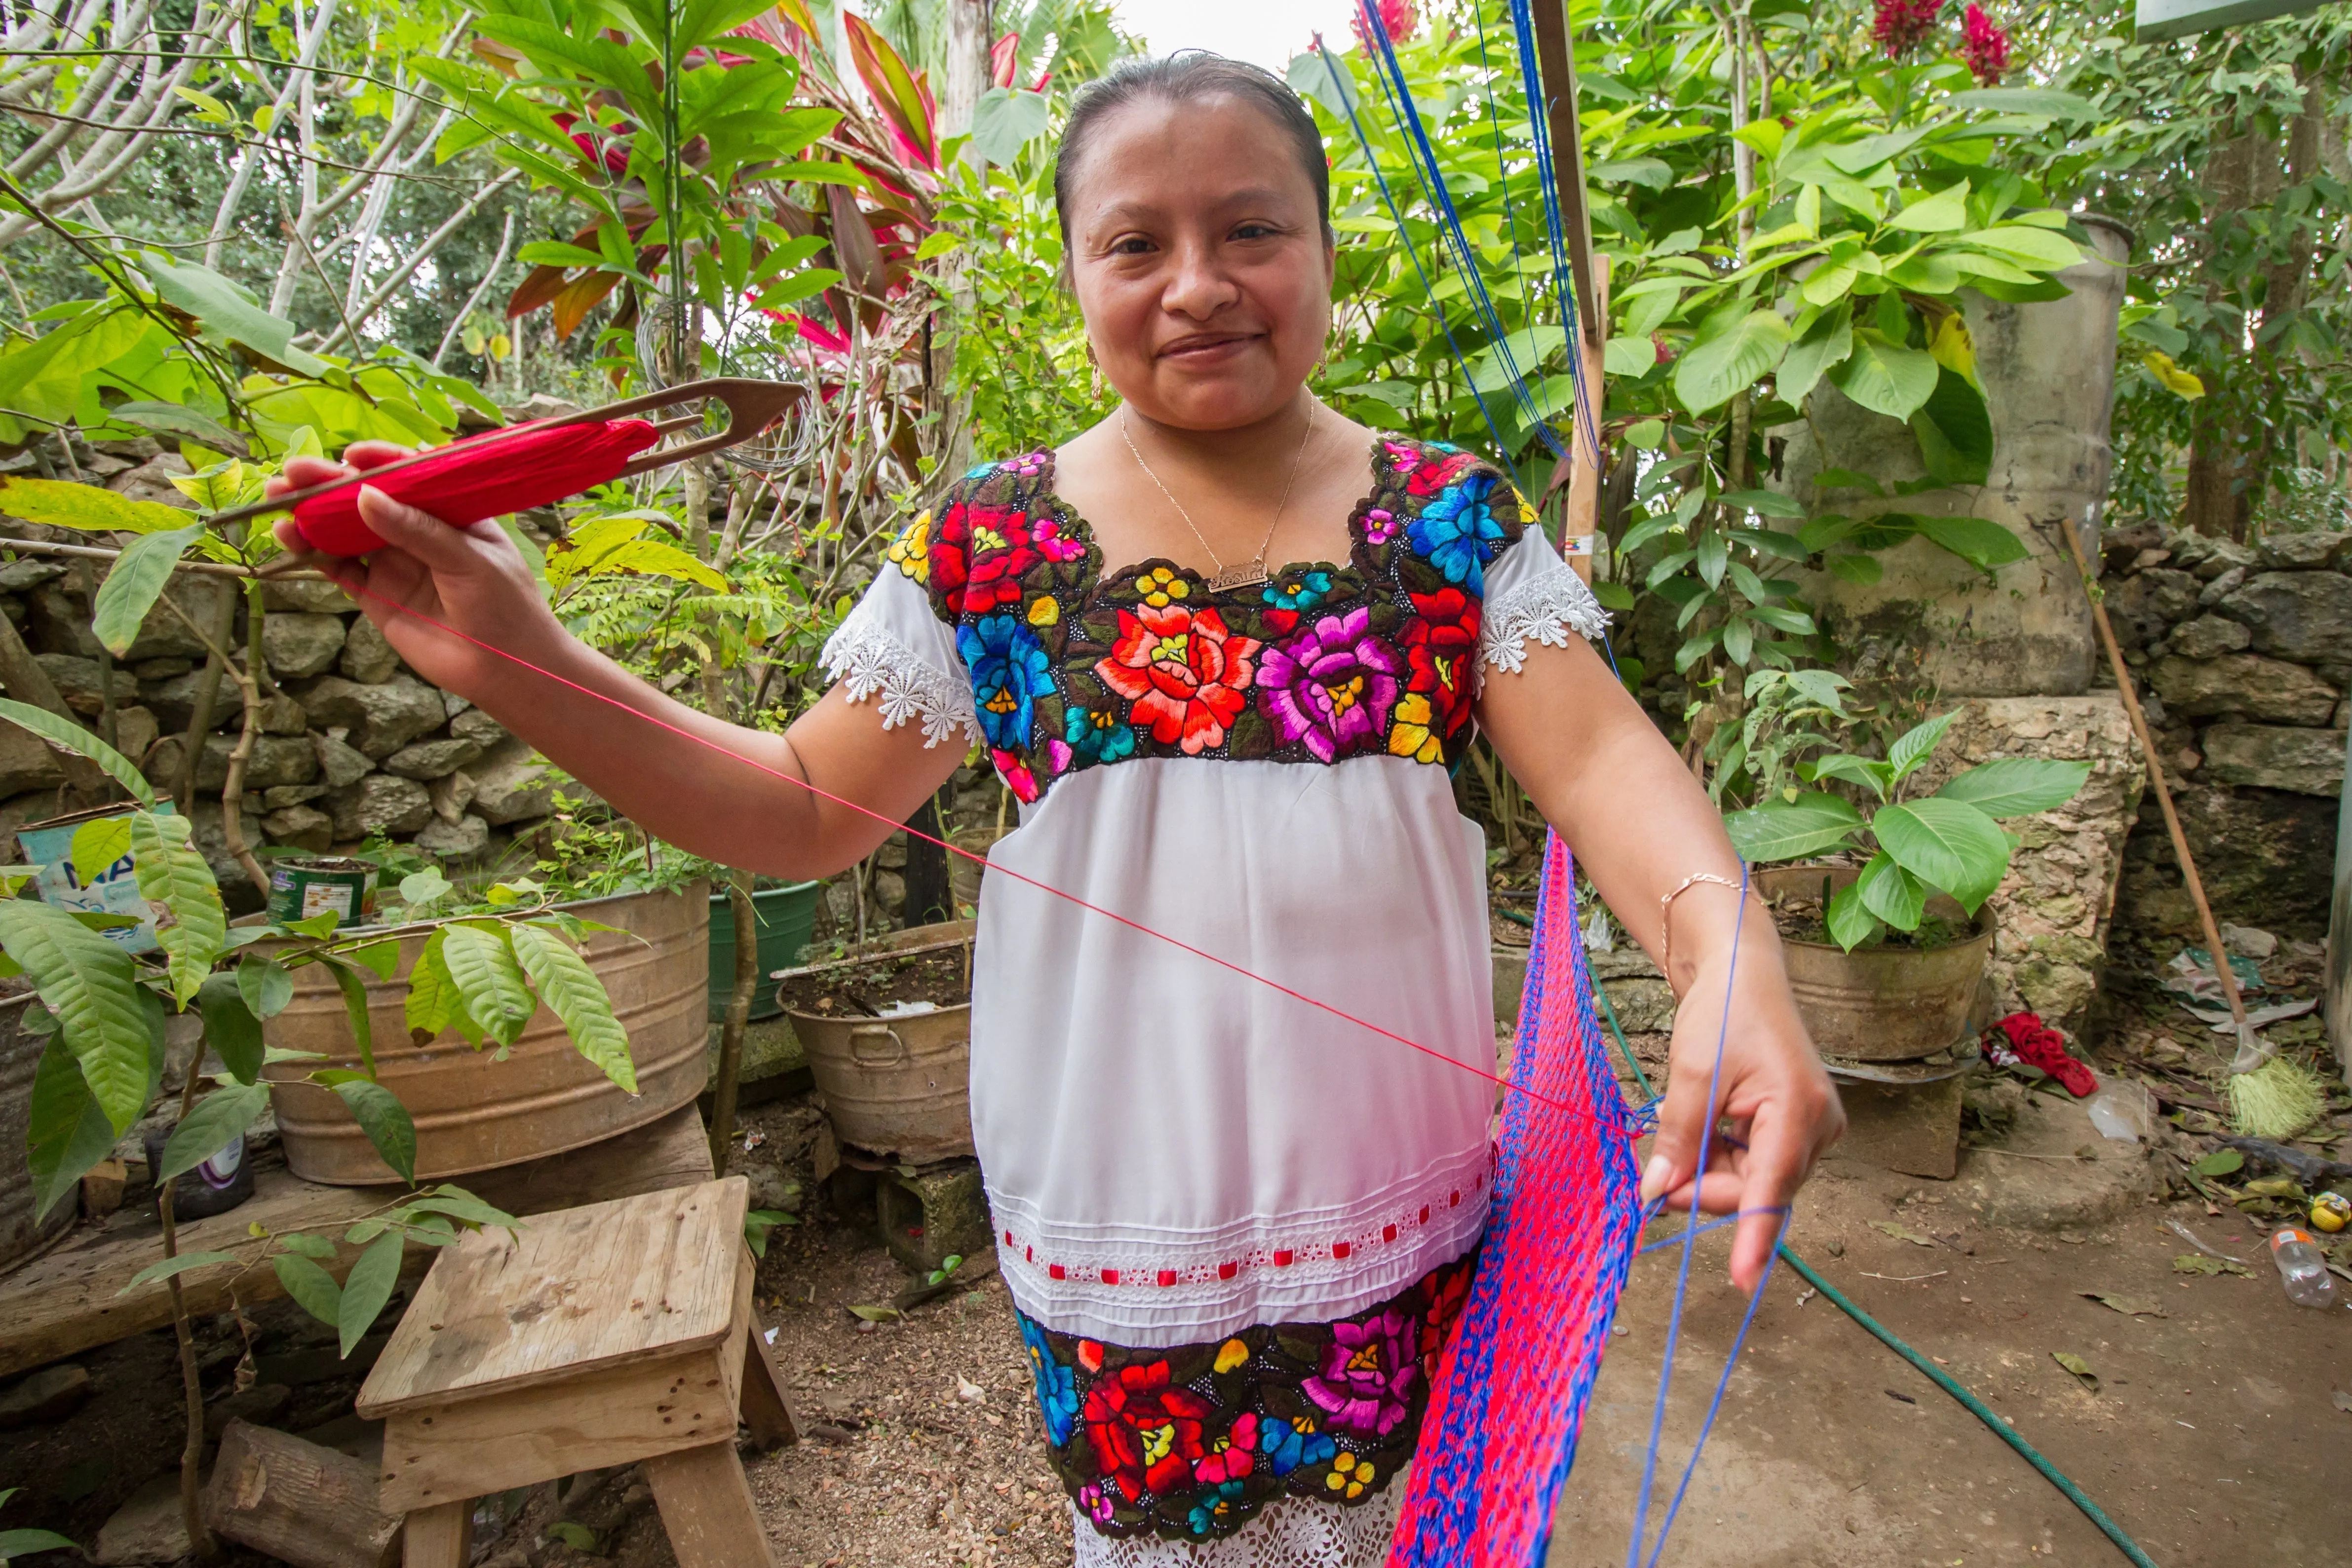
[1233,223,1276,240]
[1111,236,1154,256]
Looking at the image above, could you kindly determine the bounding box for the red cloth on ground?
[1986,1011,2097,1097]
[291,419,660,556]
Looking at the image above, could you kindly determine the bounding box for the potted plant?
[1723,708,2090,1060]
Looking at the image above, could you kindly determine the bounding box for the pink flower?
[1362,507,1400,545]
[1303,1305,1420,1439]
[1349,0,1419,50]
[1193,1413,1258,1485]
[1872,0,1943,58]
[991,748,1039,803]
[1961,3,2009,84]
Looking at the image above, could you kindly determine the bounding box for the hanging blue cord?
[1467,2,1542,352]
[1505,0,1603,467]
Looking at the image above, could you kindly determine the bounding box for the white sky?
[1110,0,1363,71]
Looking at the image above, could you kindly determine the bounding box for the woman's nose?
[1160,237,1240,320]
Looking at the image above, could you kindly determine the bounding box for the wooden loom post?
[1531,0,1606,584]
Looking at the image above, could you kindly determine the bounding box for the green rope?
[1552,923,2163,1568]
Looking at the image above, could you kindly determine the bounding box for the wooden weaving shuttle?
[217,378,801,559]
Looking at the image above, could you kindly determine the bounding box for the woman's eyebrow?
[1090,188,1298,226]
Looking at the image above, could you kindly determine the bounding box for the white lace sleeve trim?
[820,618,981,749]
[1476,566,1611,687]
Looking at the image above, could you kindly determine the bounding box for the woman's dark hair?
[1052,52,1333,250]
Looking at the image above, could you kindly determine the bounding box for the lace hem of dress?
[819,619,981,747]
[1475,568,1611,688]
[1071,1487,1401,1568]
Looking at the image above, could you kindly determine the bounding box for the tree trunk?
[900,794,952,927]
[2181,124,2263,539]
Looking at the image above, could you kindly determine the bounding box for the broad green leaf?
[337,1232,404,1356]
[575,538,728,592]
[0,900,154,1133]
[1911,369,1994,486]
[157,1082,268,1182]
[1934,758,2092,817]
[2191,1147,2244,1177]
[331,1079,417,1185]
[138,252,332,378]
[970,86,1051,166]
[0,475,194,537]
[1824,880,1884,951]
[1917,514,2030,571]
[343,939,402,981]
[1722,792,1864,863]
[317,957,376,1077]
[509,922,635,1092]
[1829,331,1938,421]
[272,1252,342,1325]
[404,931,461,1040]
[68,817,133,888]
[1809,753,1894,799]
[0,1528,83,1560]
[1887,181,1969,233]
[409,1186,522,1229]
[25,1031,117,1220]
[440,925,536,1048]
[195,971,265,1084]
[105,400,251,459]
[1605,336,1658,377]
[91,523,209,657]
[119,1251,241,1295]
[1777,301,1852,406]
[1872,798,2010,911]
[1854,851,1927,930]
[1888,710,1960,782]
[1673,310,1790,414]
[237,953,293,1020]
[0,699,154,806]
[399,868,451,909]
[277,1231,337,1259]
[1956,225,2082,271]
[131,809,223,1005]
[1946,87,2096,120]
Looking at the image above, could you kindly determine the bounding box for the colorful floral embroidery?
[909,440,1533,802]
[1018,1250,1478,1544]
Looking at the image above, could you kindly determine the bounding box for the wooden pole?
[2061,520,2259,1068]
[2328,721,2350,1084]
[1530,0,1609,586]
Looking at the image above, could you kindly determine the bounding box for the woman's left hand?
[1641,941,1843,1292]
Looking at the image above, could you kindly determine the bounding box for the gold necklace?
[1118,399,1317,592]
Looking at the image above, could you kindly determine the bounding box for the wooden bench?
[356,1176,796,1568]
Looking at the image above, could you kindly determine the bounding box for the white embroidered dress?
[821,440,1604,1566]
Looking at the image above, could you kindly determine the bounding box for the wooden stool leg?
[403,1501,472,1568]
[737,1317,798,1451]
[645,1441,776,1568]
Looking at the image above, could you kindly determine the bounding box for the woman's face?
[1063,93,1334,432]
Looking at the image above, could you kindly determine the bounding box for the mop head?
[2227,1056,2327,1141]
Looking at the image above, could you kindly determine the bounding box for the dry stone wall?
[2094,523,2350,941]
[0,442,559,909]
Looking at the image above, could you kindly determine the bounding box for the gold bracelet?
[1659,871,1757,981]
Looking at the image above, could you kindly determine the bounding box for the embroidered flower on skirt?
[1017,1249,1479,1545]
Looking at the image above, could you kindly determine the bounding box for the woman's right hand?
[265,445,564,702]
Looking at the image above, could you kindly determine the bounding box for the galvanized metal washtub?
[263,883,711,1185]
[0,993,76,1266]
[787,1002,974,1163]
[1758,865,1994,1062]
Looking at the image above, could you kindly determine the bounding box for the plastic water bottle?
[2269,1228,2337,1308]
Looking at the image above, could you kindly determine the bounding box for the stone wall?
[0,442,559,908]
[2094,524,2350,941]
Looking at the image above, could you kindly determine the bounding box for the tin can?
[267,856,375,929]
[17,801,177,955]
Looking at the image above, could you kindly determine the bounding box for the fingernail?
[1640,1155,1671,1200]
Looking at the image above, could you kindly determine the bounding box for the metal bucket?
[1759,865,1994,1062]
[0,994,75,1267]
[790,1003,974,1163]
[263,883,712,1185]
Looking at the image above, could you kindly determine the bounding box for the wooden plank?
[1529,0,1599,348]
[737,1313,799,1452]
[374,1342,740,1510]
[645,1442,778,1568]
[0,1103,714,1379]
[203,1420,405,1568]
[360,1176,747,1415]
[1561,255,1612,587]
[400,1502,471,1568]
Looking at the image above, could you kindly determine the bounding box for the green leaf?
[0,475,195,538]
[1956,225,2082,271]
[104,400,250,459]
[1872,798,2010,911]
[1854,851,1927,930]
[2191,1148,2244,1177]
[1722,792,1865,863]
[407,1187,520,1230]
[131,810,223,1005]
[440,925,536,1048]
[1946,87,2095,120]
[25,1032,117,1220]
[1917,514,2030,571]
[1809,753,1894,799]
[91,523,209,657]
[1824,880,1884,951]
[1829,331,1939,421]
[195,972,264,1084]
[543,1524,599,1553]
[315,957,377,1077]
[508,922,634,1092]
[1673,310,1791,414]
[272,1252,343,1325]
[0,699,154,806]
[343,939,402,982]
[157,1081,267,1182]
[68,817,132,888]
[573,538,728,592]
[1934,758,2092,818]
[1887,181,1969,233]
[138,251,331,378]
[336,1232,403,1355]
[276,1231,337,1259]
[1777,302,1851,405]
[1605,336,1658,377]
[404,931,461,1041]
[0,899,154,1133]
[398,868,451,910]
[0,1527,82,1561]
[1888,710,1959,782]
[237,954,293,1020]
[1910,369,1993,485]
[970,86,1051,166]
[331,1079,417,1185]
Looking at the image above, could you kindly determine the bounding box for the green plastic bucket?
[707,880,821,1021]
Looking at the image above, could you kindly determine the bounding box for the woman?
[272,53,1840,1567]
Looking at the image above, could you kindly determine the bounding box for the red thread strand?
[344,579,1623,1126]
